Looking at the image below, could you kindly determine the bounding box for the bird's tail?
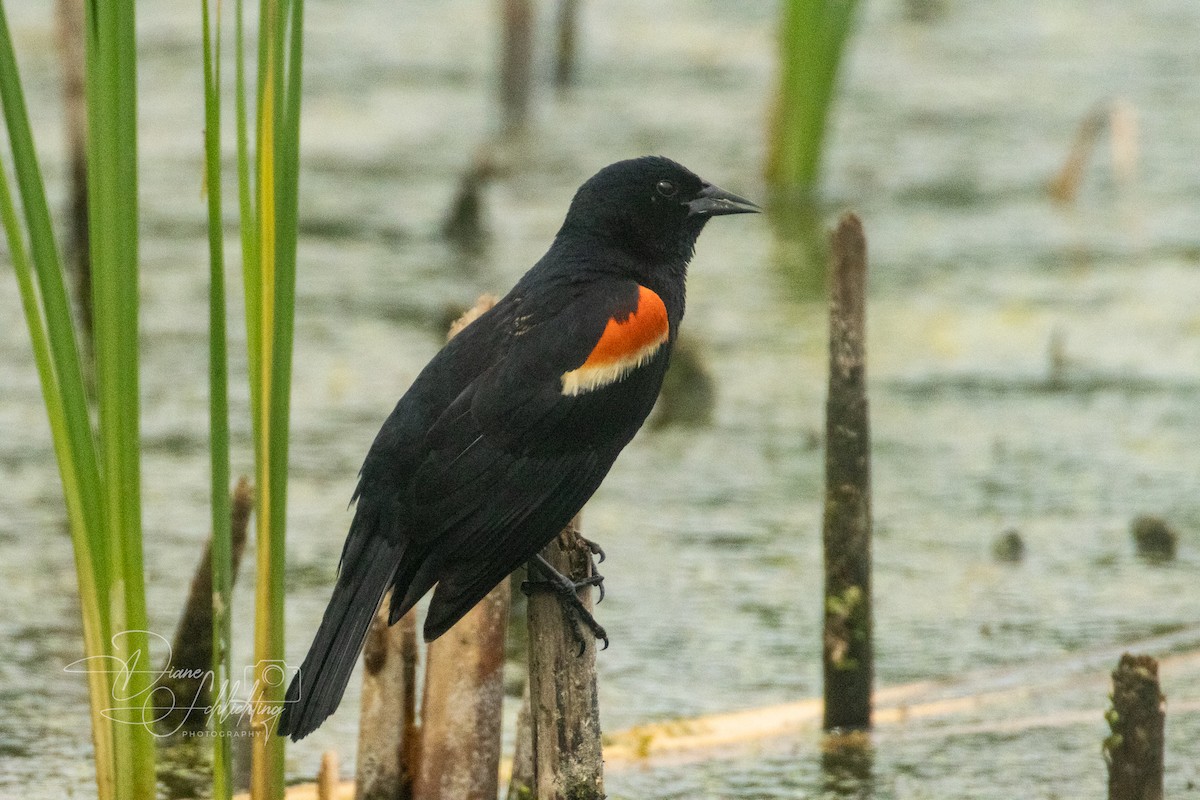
[275,535,400,741]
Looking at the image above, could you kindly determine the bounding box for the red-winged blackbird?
[277,156,758,740]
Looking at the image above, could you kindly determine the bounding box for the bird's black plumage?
[276,156,757,740]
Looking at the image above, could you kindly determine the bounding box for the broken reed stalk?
[527,516,604,800]
[414,582,510,800]
[1105,653,1165,800]
[1048,104,1106,205]
[553,0,580,89]
[317,751,339,800]
[822,212,873,731]
[441,156,499,249]
[160,477,253,732]
[1049,100,1140,205]
[355,605,419,800]
[499,0,534,133]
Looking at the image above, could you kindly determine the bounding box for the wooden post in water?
[160,477,253,732]
[553,0,580,89]
[401,297,510,800]
[499,0,535,133]
[527,517,604,800]
[355,605,419,800]
[1105,653,1165,800]
[413,584,510,800]
[317,751,340,800]
[358,296,509,800]
[821,212,873,731]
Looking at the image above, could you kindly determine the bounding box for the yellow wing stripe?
[561,286,669,396]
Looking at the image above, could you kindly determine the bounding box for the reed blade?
[248,0,304,796]
[81,0,156,794]
[201,0,235,795]
[766,0,860,194]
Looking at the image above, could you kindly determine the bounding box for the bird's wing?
[391,278,674,637]
[409,278,667,512]
[419,450,608,640]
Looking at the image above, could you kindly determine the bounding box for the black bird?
[276,156,758,740]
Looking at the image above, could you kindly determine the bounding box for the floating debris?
[1049,98,1140,205]
[992,528,1025,564]
[1131,515,1177,563]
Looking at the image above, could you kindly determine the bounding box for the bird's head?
[559,156,759,263]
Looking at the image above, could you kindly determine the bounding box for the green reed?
[766,0,860,196]
[201,0,235,796]
[1,0,307,796]
[0,1,155,797]
[241,0,305,796]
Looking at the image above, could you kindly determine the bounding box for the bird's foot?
[521,536,606,602]
[520,571,605,598]
[523,554,609,654]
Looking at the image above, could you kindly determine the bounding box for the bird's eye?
[655,180,677,198]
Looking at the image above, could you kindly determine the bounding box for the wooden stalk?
[160,477,253,732]
[527,517,604,800]
[553,0,580,90]
[316,751,340,800]
[355,604,419,800]
[1105,653,1164,800]
[499,0,534,133]
[413,582,510,800]
[821,212,873,731]
[405,294,511,800]
[1048,104,1106,205]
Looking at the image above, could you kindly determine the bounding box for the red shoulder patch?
[561,285,670,396]
[583,285,669,367]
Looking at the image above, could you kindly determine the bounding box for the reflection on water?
[2,0,1200,797]
[768,195,829,302]
[821,731,874,800]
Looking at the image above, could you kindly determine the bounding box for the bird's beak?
[686,182,761,217]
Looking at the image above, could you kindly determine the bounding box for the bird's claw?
[566,606,608,656]
[581,536,606,564]
[577,572,606,604]
[579,535,606,603]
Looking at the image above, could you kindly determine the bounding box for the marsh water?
[2,1,1199,797]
